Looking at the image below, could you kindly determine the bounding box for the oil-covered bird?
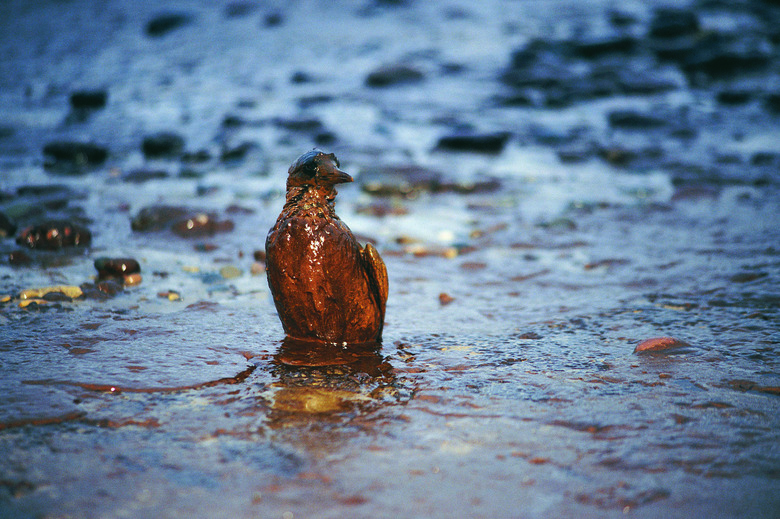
[265,150,388,345]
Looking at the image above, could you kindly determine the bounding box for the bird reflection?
[273,337,392,377]
[263,338,398,431]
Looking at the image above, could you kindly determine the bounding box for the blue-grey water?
[1,0,778,517]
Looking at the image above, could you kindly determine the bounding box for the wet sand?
[1,0,779,517]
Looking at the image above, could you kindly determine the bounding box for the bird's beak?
[327,168,354,184]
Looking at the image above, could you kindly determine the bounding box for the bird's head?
[286,149,353,189]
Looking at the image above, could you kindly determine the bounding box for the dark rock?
[596,144,663,168]
[716,89,753,105]
[557,145,594,164]
[360,165,444,197]
[220,141,259,163]
[181,149,212,164]
[224,2,257,18]
[681,33,772,80]
[729,272,768,283]
[502,40,610,106]
[131,205,190,232]
[298,95,333,108]
[290,71,314,84]
[196,185,219,197]
[43,141,108,173]
[435,132,510,154]
[95,257,141,280]
[171,214,234,238]
[0,212,16,238]
[81,280,123,299]
[570,34,639,59]
[360,164,501,197]
[751,151,780,167]
[225,204,254,214]
[146,13,192,37]
[16,220,91,249]
[15,184,84,213]
[264,11,284,27]
[221,114,245,128]
[648,8,700,39]
[122,169,169,183]
[69,90,108,110]
[764,93,780,113]
[503,36,679,107]
[607,109,666,129]
[608,9,637,28]
[614,67,680,95]
[365,64,424,87]
[16,184,80,199]
[42,291,72,302]
[142,132,185,158]
[315,131,337,146]
[8,250,32,266]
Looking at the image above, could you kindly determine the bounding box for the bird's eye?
[301,161,317,178]
[328,153,340,168]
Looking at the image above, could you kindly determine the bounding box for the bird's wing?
[362,242,388,319]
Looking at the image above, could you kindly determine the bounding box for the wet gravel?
[1,0,779,517]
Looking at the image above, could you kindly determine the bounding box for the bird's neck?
[283,185,339,218]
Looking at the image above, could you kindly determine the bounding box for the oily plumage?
[265,150,388,345]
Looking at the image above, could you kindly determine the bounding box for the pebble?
[79,280,124,300]
[250,262,265,275]
[220,141,259,164]
[146,13,192,37]
[439,293,455,306]
[359,164,501,197]
[219,265,242,279]
[43,141,108,173]
[158,290,181,301]
[141,132,185,158]
[19,285,83,300]
[648,8,700,39]
[264,11,284,27]
[224,2,257,18]
[253,249,267,263]
[435,132,510,154]
[365,64,424,87]
[195,243,218,252]
[123,273,143,286]
[69,90,108,110]
[607,110,666,130]
[171,214,234,238]
[131,205,190,232]
[634,336,691,354]
[94,257,141,280]
[680,33,772,80]
[16,220,91,249]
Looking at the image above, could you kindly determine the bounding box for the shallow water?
[1,0,779,517]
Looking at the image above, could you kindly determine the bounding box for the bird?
[265,149,388,345]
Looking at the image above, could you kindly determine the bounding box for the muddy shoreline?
[1,0,778,517]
